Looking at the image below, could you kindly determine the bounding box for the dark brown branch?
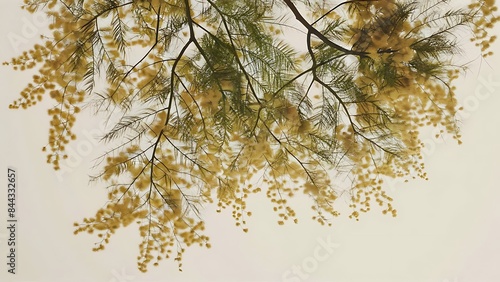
[282,0,367,57]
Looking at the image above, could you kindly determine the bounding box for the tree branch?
[282,0,367,57]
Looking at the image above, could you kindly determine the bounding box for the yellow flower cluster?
[7,0,91,171]
[331,0,493,220]
[179,83,224,116]
[74,182,209,272]
[75,141,212,272]
[469,0,499,57]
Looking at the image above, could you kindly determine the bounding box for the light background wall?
[0,1,499,282]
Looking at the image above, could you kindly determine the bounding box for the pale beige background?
[1,1,500,282]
